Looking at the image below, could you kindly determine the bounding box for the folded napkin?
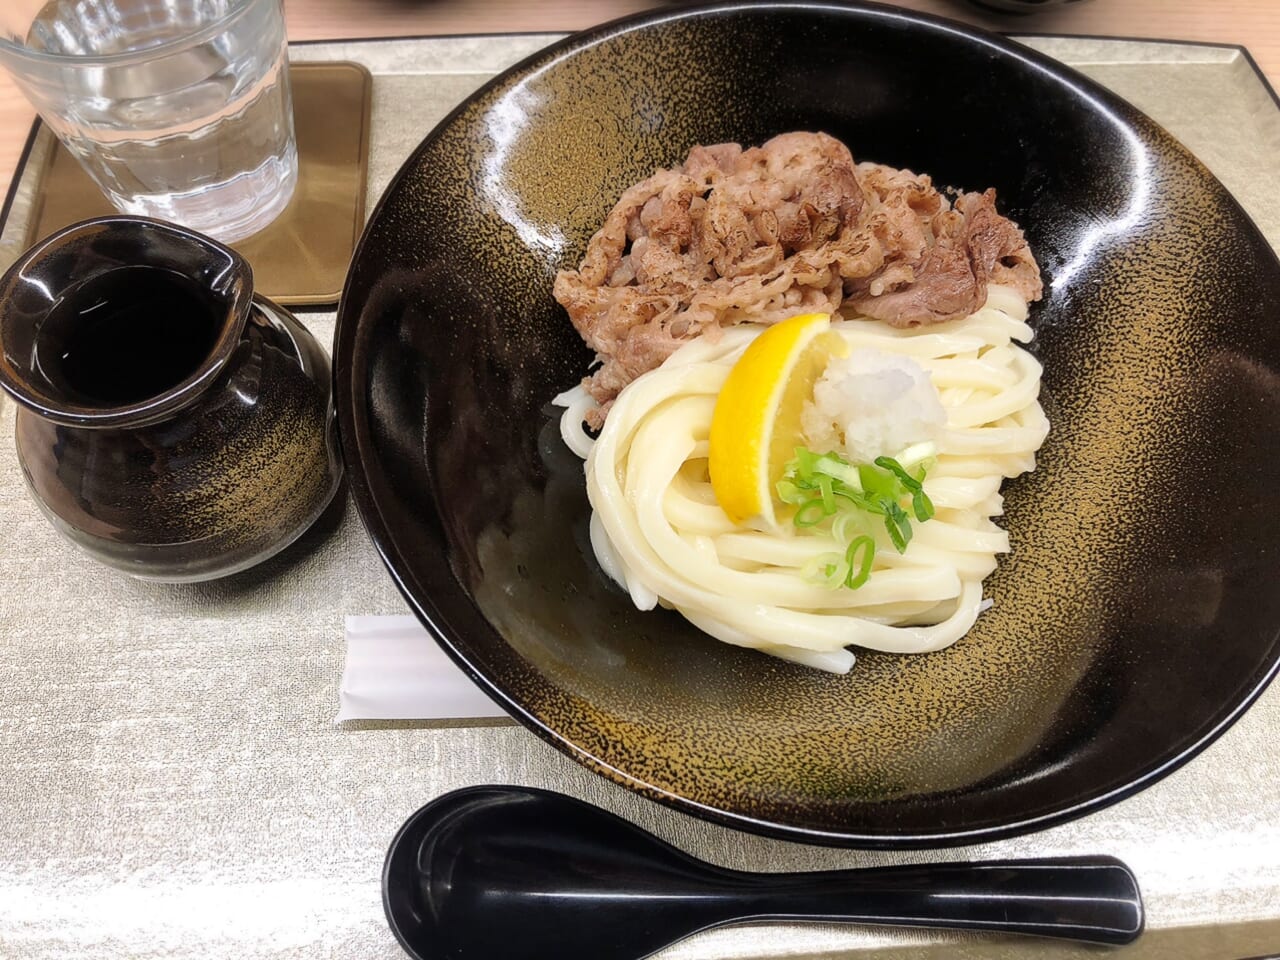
[336,615,509,721]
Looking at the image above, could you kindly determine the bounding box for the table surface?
[0,0,1278,205]
[2,21,1280,960]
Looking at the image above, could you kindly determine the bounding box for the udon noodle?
[555,284,1049,673]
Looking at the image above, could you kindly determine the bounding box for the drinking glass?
[0,0,298,243]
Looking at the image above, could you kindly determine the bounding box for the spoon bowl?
[383,785,1143,960]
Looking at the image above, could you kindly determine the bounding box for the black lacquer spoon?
[382,785,1143,960]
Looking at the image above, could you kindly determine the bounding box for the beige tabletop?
[0,0,1277,205]
[2,7,1280,960]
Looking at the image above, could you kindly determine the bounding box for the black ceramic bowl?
[335,2,1280,846]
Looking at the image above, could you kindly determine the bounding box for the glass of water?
[0,0,297,243]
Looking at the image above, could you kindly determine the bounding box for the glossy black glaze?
[335,1,1280,845]
[383,786,1144,959]
[0,216,343,581]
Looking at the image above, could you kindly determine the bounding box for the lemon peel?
[708,313,847,527]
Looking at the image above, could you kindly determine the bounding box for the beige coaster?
[26,61,372,306]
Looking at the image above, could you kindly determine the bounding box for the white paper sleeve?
[336,615,509,722]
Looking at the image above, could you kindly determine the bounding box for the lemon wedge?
[708,313,847,527]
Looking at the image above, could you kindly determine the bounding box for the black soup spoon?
[382,785,1143,960]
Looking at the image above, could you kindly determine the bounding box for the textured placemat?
[0,34,1278,960]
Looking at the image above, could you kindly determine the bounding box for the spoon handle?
[735,855,1142,945]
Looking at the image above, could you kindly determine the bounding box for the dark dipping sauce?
[42,265,222,406]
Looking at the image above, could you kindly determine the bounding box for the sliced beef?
[553,132,1042,423]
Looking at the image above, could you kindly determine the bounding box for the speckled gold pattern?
[337,7,1280,845]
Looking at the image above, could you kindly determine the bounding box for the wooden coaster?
[27,61,373,307]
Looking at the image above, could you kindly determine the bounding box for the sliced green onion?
[801,552,844,587]
[913,492,935,523]
[776,479,807,506]
[874,455,921,492]
[793,498,832,527]
[844,536,876,589]
[882,499,912,552]
[895,441,937,472]
[776,445,939,591]
[875,455,936,522]
[809,453,863,491]
[830,508,867,545]
[816,473,836,512]
[857,462,892,499]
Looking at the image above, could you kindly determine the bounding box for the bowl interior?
[336,2,1280,845]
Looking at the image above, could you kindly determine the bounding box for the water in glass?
[6,0,296,242]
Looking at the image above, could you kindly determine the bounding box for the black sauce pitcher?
[0,216,342,581]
